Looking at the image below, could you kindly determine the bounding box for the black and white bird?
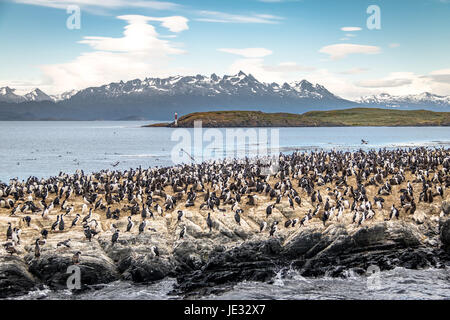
[57,239,71,248]
[269,222,278,237]
[389,205,399,220]
[206,212,213,232]
[34,238,41,258]
[177,210,184,222]
[126,216,134,232]
[51,215,60,231]
[82,209,92,224]
[6,222,12,240]
[138,220,147,234]
[259,221,267,233]
[266,204,275,218]
[41,229,48,239]
[23,216,31,227]
[112,229,120,245]
[83,225,92,242]
[72,251,81,264]
[71,214,80,227]
[234,210,241,225]
[179,225,186,239]
[58,215,65,231]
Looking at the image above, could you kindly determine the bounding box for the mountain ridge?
[0,71,449,120]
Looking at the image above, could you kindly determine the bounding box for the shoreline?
[0,147,449,298]
[145,109,450,128]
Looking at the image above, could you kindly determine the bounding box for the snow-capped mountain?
[50,89,78,102]
[0,71,448,120]
[0,86,26,103]
[358,92,450,108]
[24,88,53,102]
[72,71,341,101]
[0,87,54,103]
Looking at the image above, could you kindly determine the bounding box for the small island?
[146,108,450,128]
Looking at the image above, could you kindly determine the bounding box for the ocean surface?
[0,121,449,182]
[9,268,450,300]
[1,121,450,300]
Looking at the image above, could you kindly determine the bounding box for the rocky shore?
[1,149,449,298]
[1,206,449,298]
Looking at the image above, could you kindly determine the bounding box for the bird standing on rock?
[269,222,278,237]
[206,212,213,232]
[138,220,147,234]
[84,226,92,242]
[179,225,186,239]
[51,215,60,231]
[6,222,12,240]
[71,214,80,228]
[260,221,267,233]
[234,211,241,225]
[152,246,159,257]
[126,216,134,232]
[59,215,65,231]
[34,238,41,258]
[112,229,119,245]
[177,210,184,222]
[72,251,81,264]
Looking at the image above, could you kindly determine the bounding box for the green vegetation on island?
[145,108,450,128]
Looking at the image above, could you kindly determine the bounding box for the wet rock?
[384,222,422,247]
[352,223,386,247]
[283,228,322,257]
[119,255,176,282]
[440,218,450,248]
[0,256,37,298]
[174,239,282,294]
[25,251,119,290]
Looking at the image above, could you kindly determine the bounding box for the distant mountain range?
[0,71,448,120]
[357,92,450,108]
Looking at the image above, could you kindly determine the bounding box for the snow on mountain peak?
[24,88,53,102]
[358,92,450,107]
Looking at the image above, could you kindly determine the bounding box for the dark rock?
[353,224,386,247]
[173,239,282,295]
[25,252,119,290]
[0,256,37,298]
[283,229,322,257]
[120,255,176,282]
[440,218,450,248]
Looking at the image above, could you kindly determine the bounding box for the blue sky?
[1,0,449,99]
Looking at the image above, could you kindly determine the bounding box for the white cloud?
[146,16,189,32]
[341,27,362,32]
[39,15,189,94]
[389,43,400,48]
[356,78,413,88]
[218,48,273,58]
[337,67,369,75]
[319,43,381,60]
[196,11,283,24]
[422,68,450,84]
[13,0,179,10]
[353,71,450,97]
